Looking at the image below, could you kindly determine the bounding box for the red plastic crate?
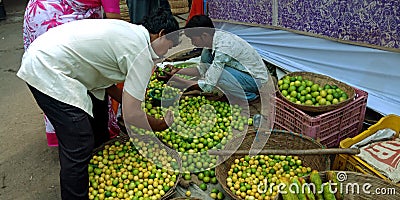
[273,87,368,147]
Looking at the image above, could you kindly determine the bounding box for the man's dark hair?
[184,15,215,38]
[141,8,180,46]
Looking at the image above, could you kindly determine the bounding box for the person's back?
[19,19,155,115]
[211,30,268,84]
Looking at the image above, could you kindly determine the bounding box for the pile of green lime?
[278,75,349,106]
[147,74,164,94]
[226,155,312,199]
[133,96,251,173]
[88,139,179,200]
[151,86,181,100]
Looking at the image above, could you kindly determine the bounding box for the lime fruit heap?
[226,155,313,200]
[278,75,349,106]
[151,86,181,100]
[88,139,179,200]
[133,96,251,173]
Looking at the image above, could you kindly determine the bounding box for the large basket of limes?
[277,71,355,113]
[89,134,182,200]
[215,130,331,200]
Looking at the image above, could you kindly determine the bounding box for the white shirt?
[17,19,158,116]
[197,30,268,93]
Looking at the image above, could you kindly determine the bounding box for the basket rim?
[277,71,356,113]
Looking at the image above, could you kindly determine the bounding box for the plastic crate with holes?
[273,87,368,147]
[333,114,400,185]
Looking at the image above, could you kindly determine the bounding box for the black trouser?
[28,85,109,200]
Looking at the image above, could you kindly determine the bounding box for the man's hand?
[164,65,181,76]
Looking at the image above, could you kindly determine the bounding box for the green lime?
[297,76,303,81]
[283,165,290,171]
[290,91,297,98]
[283,79,290,85]
[197,172,204,180]
[203,176,210,183]
[163,185,170,192]
[318,98,327,105]
[324,84,331,90]
[305,100,313,105]
[211,177,217,184]
[320,90,327,97]
[217,192,224,200]
[210,170,216,177]
[269,168,276,174]
[288,85,297,92]
[311,84,319,92]
[281,90,288,96]
[333,92,341,99]
[199,183,207,191]
[184,173,191,180]
[299,96,306,103]
[204,170,211,177]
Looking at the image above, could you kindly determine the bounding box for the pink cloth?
[23,0,120,49]
[23,0,121,146]
[75,0,120,13]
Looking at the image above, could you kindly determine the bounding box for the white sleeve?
[122,52,153,101]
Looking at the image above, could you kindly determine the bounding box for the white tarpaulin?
[214,22,400,116]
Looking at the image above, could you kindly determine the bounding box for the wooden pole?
[207,148,360,156]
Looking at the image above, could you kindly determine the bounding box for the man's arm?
[122,91,171,132]
[164,65,201,77]
[197,51,228,93]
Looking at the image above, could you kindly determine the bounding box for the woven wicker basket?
[277,71,355,113]
[215,130,331,200]
[91,134,182,200]
[278,171,400,200]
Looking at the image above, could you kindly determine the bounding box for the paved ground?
[0,1,190,199]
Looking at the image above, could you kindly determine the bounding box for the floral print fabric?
[23,0,102,50]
